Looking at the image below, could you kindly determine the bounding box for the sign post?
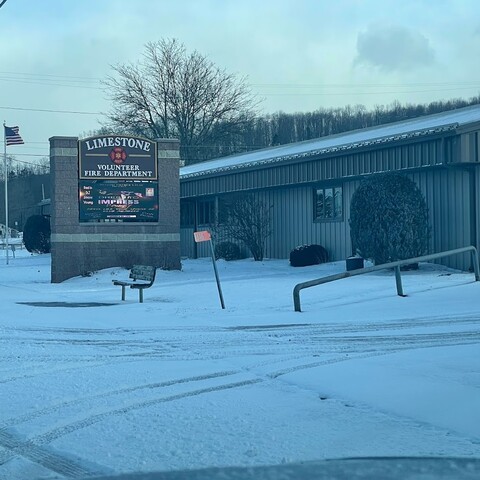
[194,230,225,309]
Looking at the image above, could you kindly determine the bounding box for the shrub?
[290,244,328,267]
[217,194,273,261]
[215,241,244,261]
[349,173,430,265]
[23,215,51,254]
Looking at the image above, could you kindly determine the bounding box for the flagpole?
[3,121,8,265]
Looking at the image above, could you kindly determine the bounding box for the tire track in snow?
[262,332,480,378]
[2,323,479,385]
[230,314,480,335]
[0,370,239,430]
[0,356,167,385]
[3,312,480,339]
[0,378,263,476]
[3,314,480,364]
[267,350,400,378]
[0,335,180,385]
[35,378,263,445]
[2,322,479,386]
[0,430,104,478]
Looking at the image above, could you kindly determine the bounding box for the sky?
[1,250,480,478]
[1,0,480,169]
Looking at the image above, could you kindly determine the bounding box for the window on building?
[217,197,233,225]
[197,199,215,225]
[180,199,218,227]
[315,186,343,220]
[180,201,195,227]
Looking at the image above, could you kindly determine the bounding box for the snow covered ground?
[0,249,480,479]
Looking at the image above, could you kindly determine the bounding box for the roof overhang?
[180,124,459,181]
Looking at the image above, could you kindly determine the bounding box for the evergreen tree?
[349,173,430,265]
[23,215,51,254]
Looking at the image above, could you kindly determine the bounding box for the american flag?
[5,125,24,146]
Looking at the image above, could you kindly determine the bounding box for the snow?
[1,249,480,479]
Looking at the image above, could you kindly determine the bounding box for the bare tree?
[103,39,259,165]
[217,194,273,261]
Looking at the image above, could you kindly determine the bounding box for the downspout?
[193,200,198,259]
[471,132,479,256]
[470,168,477,252]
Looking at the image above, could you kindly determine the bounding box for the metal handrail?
[293,246,480,312]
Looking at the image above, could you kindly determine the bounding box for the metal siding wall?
[257,170,472,268]
[409,168,471,270]
[180,137,447,199]
[180,227,195,257]
[476,168,480,258]
[181,169,474,269]
[259,185,355,262]
[460,132,478,163]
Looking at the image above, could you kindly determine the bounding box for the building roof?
[180,104,480,179]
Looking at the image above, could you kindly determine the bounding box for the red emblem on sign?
[109,147,127,165]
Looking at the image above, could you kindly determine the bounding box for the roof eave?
[180,124,459,181]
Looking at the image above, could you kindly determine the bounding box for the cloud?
[354,24,435,72]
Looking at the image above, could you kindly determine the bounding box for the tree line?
[182,96,480,163]
[101,38,480,165]
[101,94,480,165]
[0,159,50,232]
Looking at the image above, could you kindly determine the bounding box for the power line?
[0,105,101,115]
[251,81,480,88]
[0,77,102,90]
[5,153,48,158]
[0,142,48,146]
[3,69,480,92]
[0,70,102,90]
[256,86,480,96]
[2,70,480,88]
[0,70,102,82]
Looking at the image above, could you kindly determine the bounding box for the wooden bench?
[112,265,156,303]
